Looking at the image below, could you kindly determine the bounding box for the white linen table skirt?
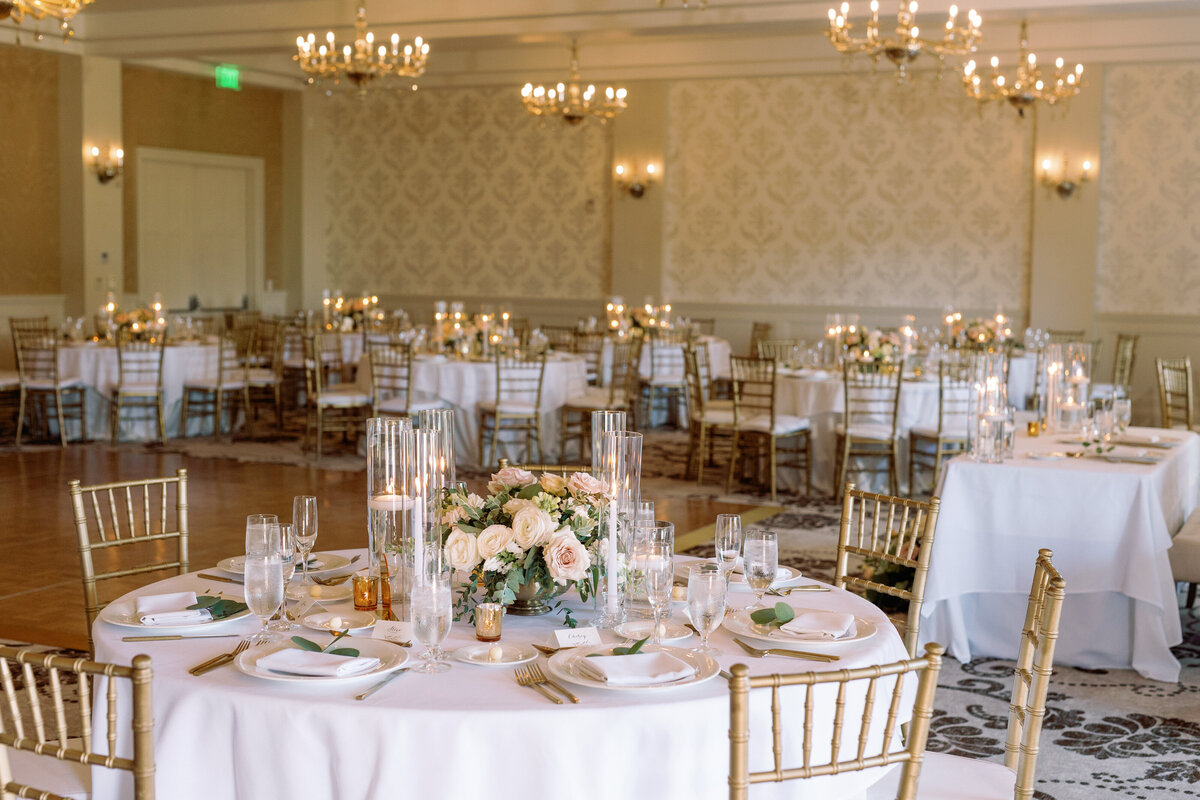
[922,426,1200,682]
[91,552,911,800]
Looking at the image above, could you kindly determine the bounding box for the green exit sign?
[215,64,241,91]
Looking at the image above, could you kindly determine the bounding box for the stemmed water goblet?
[632,542,673,646]
[268,523,297,632]
[687,564,726,656]
[743,529,778,610]
[293,496,318,585]
[411,547,453,674]
[714,513,743,578]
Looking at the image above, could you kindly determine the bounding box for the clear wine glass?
[743,529,778,610]
[687,564,726,656]
[1113,397,1132,437]
[244,551,284,645]
[636,542,673,646]
[411,570,452,674]
[269,523,297,632]
[292,496,318,585]
[714,514,743,578]
[244,513,279,557]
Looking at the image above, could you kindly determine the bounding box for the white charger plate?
[723,608,876,649]
[614,620,693,644]
[546,645,719,692]
[218,552,352,577]
[98,597,251,631]
[286,582,352,602]
[235,638,407,684]
[454,643,537,667]
[302,610,376,634]
[674,560,799,592]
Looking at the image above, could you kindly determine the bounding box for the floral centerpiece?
[843,328,902,363]
[438,466,607,626]
[114,307,154,331]
[962,318,998,349]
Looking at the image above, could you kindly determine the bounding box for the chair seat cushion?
[565,387,625,410]
[23,377,83,390]
[737,413,810,435]
[376,394,444,414]
[698,408,735,427]
[113,382,160,396]
[7,746,90,800]
[247,368,279,386]
[911,424,968,440]
[645,374,685,386]
[318,388,370,408]
[479,401,539,416]
[0,370,20,389]
[865,753,1016,800]
[836,421,895,440]
[1170,508,1200,582]
[184,378,246,391]
[706,398,734,412]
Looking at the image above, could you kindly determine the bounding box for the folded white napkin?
[779,610,856,641]
[580,652,695,686]
[800,369,831,380]
[135,591,211,625]
[257,649,381,677]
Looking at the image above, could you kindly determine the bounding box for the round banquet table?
[91,552,912,800]
[774,370,941,495]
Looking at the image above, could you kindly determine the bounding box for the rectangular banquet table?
[922,426,1200,682]
[90,552,912,800]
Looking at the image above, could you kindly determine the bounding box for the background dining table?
[91,552,913,800]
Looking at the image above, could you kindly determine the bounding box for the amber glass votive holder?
[475,602,504,642]
[1026,420,1040,437]
[352,571,378,612]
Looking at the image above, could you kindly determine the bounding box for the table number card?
[553,626,601,648]
[372,620,413,644]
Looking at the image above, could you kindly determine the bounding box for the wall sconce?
[89,145,124,184]
[1040,156,1092,199]
[614,162,659,199]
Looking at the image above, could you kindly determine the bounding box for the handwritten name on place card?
[553,626,601,648]
[372,620,413,643]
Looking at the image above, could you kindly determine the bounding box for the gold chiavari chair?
[694,339,732,409]
[748,321,772,358]
[109,330,167,443]
[1156,357,1193,430]
[68,468,188,656]
[0,645,155,799]
[229,309,261,334]
[180,331,248,438]
[15,332,87,446]
[908,359,971,496]
[868,550,1064,800]
[835,482,940,658]
[725,355,812,501]
[683,346,734,483]
[728,643,945,800]
[541,325,575,351]
[638,329,689,428]
[570,331,606,386]
[560,338,636,462]
[755,338,801,363]
[692,317,716,336]
[1112,333,1138,388]
[835,360,904,496]
[496,457,590,477]
[510,317,532,345]
[368,339,443,419]
[1046,328,1084,344]
[280,323,308,413]
[303,332,372,461]
[1169,509,1200,608]
[247,319,284,427]
[479,347,548,467]
[8,315,51,364]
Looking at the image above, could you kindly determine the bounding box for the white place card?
[372,620,413,643]
[553,626,602,648]
[289,597,318,618]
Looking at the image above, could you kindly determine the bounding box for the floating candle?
[368,494,412,511]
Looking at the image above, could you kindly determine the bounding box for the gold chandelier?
[0,0,92,39]
[521,41,628,125]
[963,21,1083,117]
[295,5,429,95]
[826,1,982,79]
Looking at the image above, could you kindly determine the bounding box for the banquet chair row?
[560,337,639,462]
[479,346,549,468]
[14,331,88,446]
[725,355,812,501]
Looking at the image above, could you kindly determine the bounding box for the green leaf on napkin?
[587,636,650,657]
[750,602,795,628]
[328,647,361,657]
[289,630,360,657]
[186,596,248,620]
[290,635,322,651]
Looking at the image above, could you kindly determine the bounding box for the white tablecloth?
[91,552,911,800]
[774,372,941,495]
[57,341,220,439]
[922,426,1200,682]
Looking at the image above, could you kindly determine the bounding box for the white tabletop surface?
[92,551,910,800]
[923,426,1200,682]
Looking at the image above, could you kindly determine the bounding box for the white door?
[137,148,264,311]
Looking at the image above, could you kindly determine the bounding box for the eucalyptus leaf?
[774,602,795,624]
[321,630,352,653]
[290,636,321,651]
[328,647,361,657]
[748,603,794,628]
[187,595,221,610]
[516,484,541,500]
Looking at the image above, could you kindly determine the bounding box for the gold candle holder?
[474,602,504,642]
[352,571,378,612]
[1027,420,1040,437]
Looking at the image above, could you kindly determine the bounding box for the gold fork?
[514,667,563,704]
[189,638,252,676]
[527,662,580,703]
[311,574,353,586]
[732,637,838,663]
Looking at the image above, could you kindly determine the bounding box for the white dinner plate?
[454,643,537,667]
[615,620,693,644]
[1025,453,1065,461]
[546,645,719,692]
[218,552,352,577]
[674,560,799,592]
[98,597,251,631]
[723,608,876,649]
[236,638,407,684]
[302,610,376,634]
[287,581,353,602]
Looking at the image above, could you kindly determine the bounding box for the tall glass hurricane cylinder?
[416,408,456,489]
[591,430,642,629]
[366,417,414,620]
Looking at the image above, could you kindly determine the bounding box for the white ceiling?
[4,0,1198,89]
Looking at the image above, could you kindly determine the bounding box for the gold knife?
[542,676,581,704]
[124,634,240,642]
[197,573,243,584]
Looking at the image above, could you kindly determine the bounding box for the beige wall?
[121,65,285,296]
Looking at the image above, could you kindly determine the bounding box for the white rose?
[502,497,537,516]
[477,524,516,560]
[544,530,592,585]
[465,493,485,509]
[539,473,567,495]
[488,467,536,494]
[440,505,467,526]
[443,530,480,571]
[512,506,554,549]
[567,472,606,495]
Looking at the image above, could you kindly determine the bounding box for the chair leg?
[111,395,121,444]
[695,424,706,485]
[1187,582,1197,609]
[834,435,848,495]
[16,387,26,446]
[725,431,740,494]
[157,393,165,443]
[559,408,570,463]
[316,406,324,462]
[804,433,812,496]
[889,442,899,496]
[54,389,67,446]
[768,436,778,503]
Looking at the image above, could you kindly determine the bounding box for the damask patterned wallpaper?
[1096,63,1200,315]
[662,75,1032,308]
[317,88,610,300]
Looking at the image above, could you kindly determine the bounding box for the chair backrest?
[0,645,156,799]
[1156,357,1193,429]
[1046,329,1084,344]
[643,336,686,383]
[510,317,532,345]
[495,347,547,412]
[14,332,61,384]
[229,309,261,333]
[254,318,283,370]
[1006,549,1066,800]
[842,361,904,438]
[1112,333,1138,388]
[730,355,778,429]
[727,643,945,800]
[834,482,940,658]
[116,331,166,391]
[570,331,606,386]
[683,347,709,422]
[368,340,415,413]
[935,358,973,437]
[541,325,575,350]
[216,332,247,389]
[755,339,800,363]
[68,468,189,656]
[8,317,50,365]
[495,457,589,476]
[749,321,772,357]
[692,317,716,335]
